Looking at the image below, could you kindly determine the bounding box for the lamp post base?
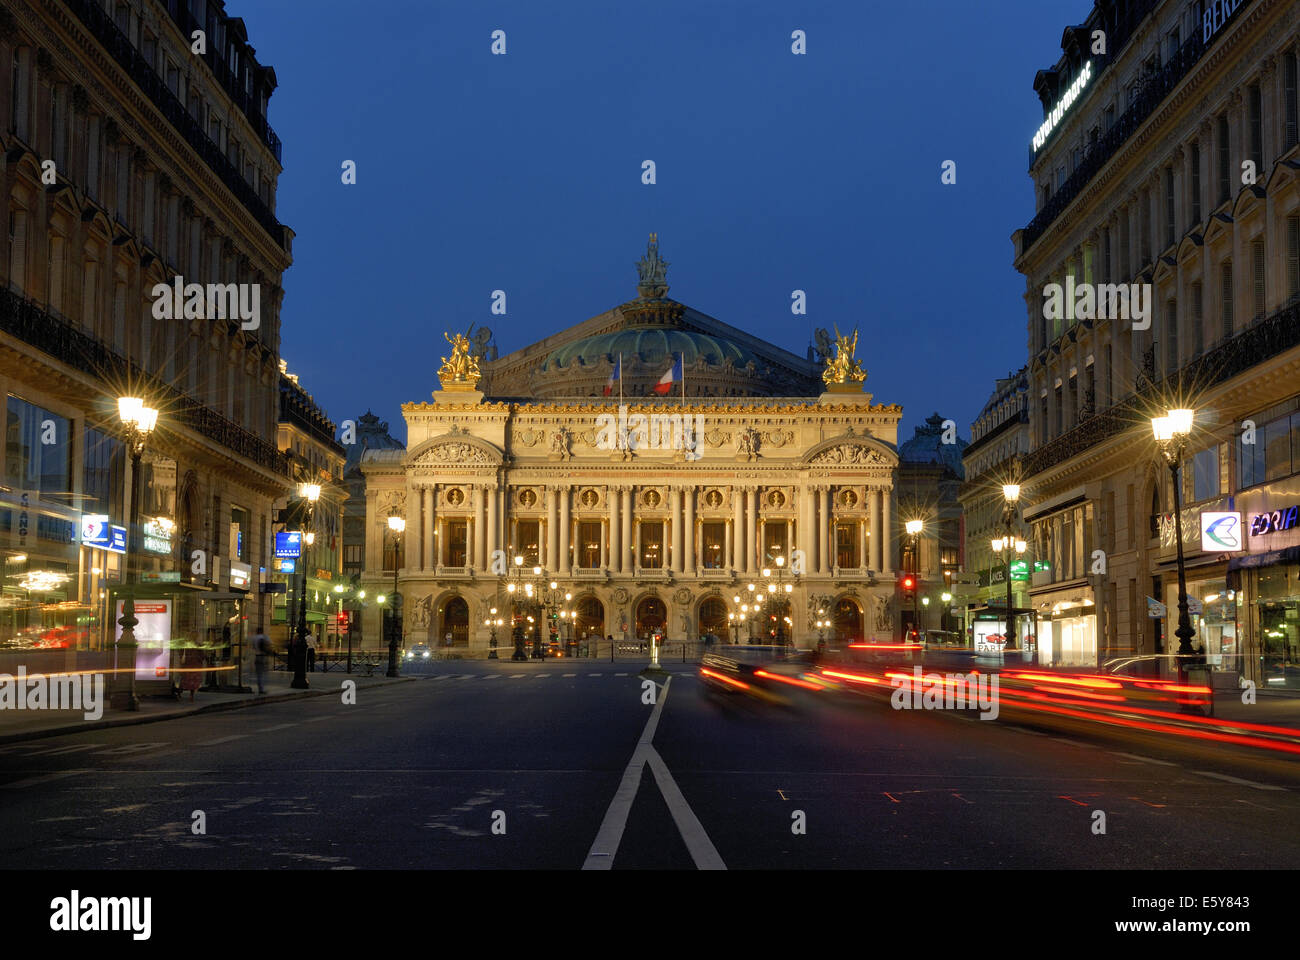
[109,691,139,711]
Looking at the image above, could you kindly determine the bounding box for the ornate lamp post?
[1152,408,1198,675]
[385,512,405,677]
[110,396,159,711]
[289,483,321,690]
[485,602,503,659]
[506,554,528,661]
[905,519,924,641]
[761,556,797,645]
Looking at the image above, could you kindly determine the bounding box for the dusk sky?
[247,0,1081,447]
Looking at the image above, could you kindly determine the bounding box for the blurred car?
[405,643,432,661]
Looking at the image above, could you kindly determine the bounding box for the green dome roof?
[544,325,755,371]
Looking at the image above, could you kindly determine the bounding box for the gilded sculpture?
[438,330,482,386]
[820,325,867,386]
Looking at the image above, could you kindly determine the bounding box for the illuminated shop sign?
[79,515,110,545]
[108,526,126,554]
[142,518,174,555]
[229,561,251,590]
[1203,0,1250,44]
[1250,504,1299,537]
[275,531,302,558]
[1200,511,1243,552]
[1031,60,1092,153]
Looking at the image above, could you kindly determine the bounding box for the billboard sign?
[275,531,302,558]
[117,600,172,681]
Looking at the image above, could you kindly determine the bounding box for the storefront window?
[83,427,124,520]
[5,396,70,502]
[1172,578,1238,670]
[1256,562,1299,690]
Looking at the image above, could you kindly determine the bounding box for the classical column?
[671,488,683,573]
[608,486,619,572]
[621,487,633,574]
[870,487,882,571]
[466,488,478,570]
[817,486,830,574]
[423,486,436,571]
[881,485,893,573]
[683,488,695,575]
[476,486,489,571]
[724,515,733,572]
[799,485,813,573]
[546,487,559,572]
[365,493,380,570]
[559,487,571,574]
[483,481,491,564]
[661,518,669,571]
[732,487,745,571]
[746,489,758,575]
[404,486,419,573]
[634,519,643,572]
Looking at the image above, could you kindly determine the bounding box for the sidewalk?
[0,666,418,745]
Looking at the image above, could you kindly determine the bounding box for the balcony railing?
[0,285,290,474]
[65,0,286,246]
[1023,300,1300,477]
[1022,31,1207,253]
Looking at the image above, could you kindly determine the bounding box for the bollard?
[610,642,614,663]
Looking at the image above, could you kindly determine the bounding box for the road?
[2,660,1298,869]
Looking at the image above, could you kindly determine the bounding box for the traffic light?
[900,575,916,600]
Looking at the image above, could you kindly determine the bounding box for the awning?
[1228,545,1300,571]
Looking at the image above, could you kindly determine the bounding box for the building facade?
[0,0,292,679]
[1013,0,1300,681]
[272,362,345,648]
[959,368,1031,649]
[896,413,968,640]
[361,238,904,653]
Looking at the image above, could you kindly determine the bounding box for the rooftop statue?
[439,330,482,386]
[821,325,867,386]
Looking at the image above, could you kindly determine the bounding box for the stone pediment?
[802,431,897,468]
[407,430,503,467]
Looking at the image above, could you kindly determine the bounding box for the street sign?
[275,531,302,558]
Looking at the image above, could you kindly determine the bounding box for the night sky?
[245,0,1082,446]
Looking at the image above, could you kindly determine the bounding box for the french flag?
[603,354,621,396]
[653,353,682,395]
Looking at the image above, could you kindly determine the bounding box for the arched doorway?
[698,596,729,643]
[575,596,605,642]
[635,596,666,639]
[440,596,469,646]
[833,597,863,642]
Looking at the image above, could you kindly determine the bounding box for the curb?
[0,674,420,745]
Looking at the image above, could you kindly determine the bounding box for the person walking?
[306,631,317,672]
[180,643,203,702]
[251,629,271,694]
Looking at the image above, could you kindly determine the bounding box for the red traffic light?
[901,576,915,590]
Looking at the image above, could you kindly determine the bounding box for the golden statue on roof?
[821,325,867,387]
[438,329,481,388]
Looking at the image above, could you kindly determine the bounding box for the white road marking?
[262,723,299,732]
[563,673,576,678]
[588,674,601,677]
[510,675,526,679]
[3,769,90,789]
[1192,770,1285,791]
[16,743,103,756]
[583,677,725,871]
[196,734,249,745]
[614,673,629,677]
[1111,752,1177,766]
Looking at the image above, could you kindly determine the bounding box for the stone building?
[959,369,1031,648]
[0,0,292,674]
[1013,0,1300,678]
[360,237,904,653]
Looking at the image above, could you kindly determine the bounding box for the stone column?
[621,488,633,574]
[423,486,436,571]
[733,487,745,571]
[800,485,814,574]
[724,514,733,572]
[881,485,893,573]
[634,518,642,572]
[746,489,758,575]
[608,486,619,572]
[858,516,867,571]
[475,485,487,571]
[486,484,498,567]
[817,486,830,574]
[559,486,571,575]
[404,486,419,574]
[467,487,478,570]
[671,488,683,573]
[870,487,882,571]
[683,488,695,575]
[661,518,669,571]
[546,487,559,572]
[365,493,380,570]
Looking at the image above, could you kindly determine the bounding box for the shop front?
[1232,481,1300,690]
[1029,582,1098,667]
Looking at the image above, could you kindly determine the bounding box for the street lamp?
[289,483,321,690]
[385,512,405,677]
[507,554,528,661]
[110,395,159,711]
[905,519,924,641]
[759,555,797,646]
[993,482,1027,653]
[1152,408,1198,676]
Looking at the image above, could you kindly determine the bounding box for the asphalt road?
[2,660,1298,869]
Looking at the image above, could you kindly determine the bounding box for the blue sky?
[244,0,1083,446]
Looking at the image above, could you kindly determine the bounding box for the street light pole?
[508,554,527,661]
[905,520,924,642]
[1152,409,1198,664]
[290,483,321,690]
[386,513,405,677]
[110,396,158,711]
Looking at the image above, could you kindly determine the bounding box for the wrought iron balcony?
[65,0,286,246]
[1023,301,1300,477]
[1022,30,1207,253]
[0,285,290,474]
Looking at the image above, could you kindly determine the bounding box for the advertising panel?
[116,600,172,681]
